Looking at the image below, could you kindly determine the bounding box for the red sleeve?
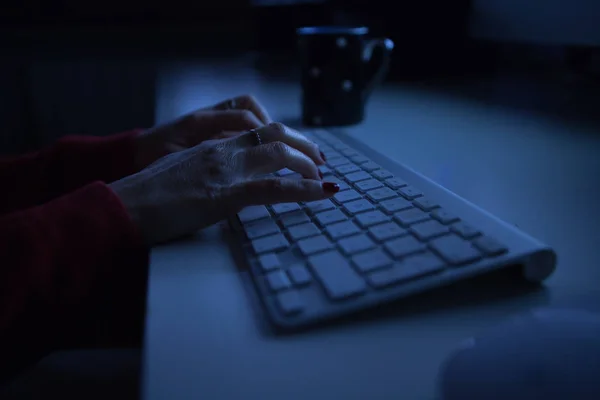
[0,182,149,378]
[0,130,141,215]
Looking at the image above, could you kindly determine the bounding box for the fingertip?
[319,151,327,163]
[322,182,340,194]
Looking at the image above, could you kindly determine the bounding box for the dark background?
[1,0,599,154]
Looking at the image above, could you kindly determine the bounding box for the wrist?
[109,177,147,244]
[133,130,165,172]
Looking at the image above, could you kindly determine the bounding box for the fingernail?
[322,182,340,193]
[320,151,327,162]
[318,170,323,180]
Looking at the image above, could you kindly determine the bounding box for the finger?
[187,110,262,136]
[243,141,320,180]
[233,122,325,165]
[214,131,243,140]
[232,178,340,207]
[234,94,272,125]
[212,94,272,125]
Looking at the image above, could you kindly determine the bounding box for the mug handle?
[362,38,394,99]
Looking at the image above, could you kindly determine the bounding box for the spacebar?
[308,250,367,300]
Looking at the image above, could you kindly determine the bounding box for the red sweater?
[0,131,149,379]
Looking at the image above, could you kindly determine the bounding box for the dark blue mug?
[297,26,394,127]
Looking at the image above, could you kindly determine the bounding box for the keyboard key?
[265,270,292,291]
[372,169,393,180]
[326,177,350,191]
[338,234,376,255]
[341,148,360,157]
[429,235,481,265]
[473,236,508,256]
[344,199,376,215]
[352,249,393,273]
[271,203,301,215]
[318,165,333,175]
[380,198,414,214]
[298,235,334,256]
[385,177,408,189]
[305,199,336,214]
[345,171,371,183]
[355,179,384,192]
[394,208,431,226]
[327,157,351,167]
[321,149,340,159]
[280,211,311,227]
[238,206,270,223]
[334,189,362,203]
[308,251,367,300]
[367,252,445,288]
[451,222,481,239]
[368,222,407,242]
[336,164,361,175]
[325,221,362,240]
[244,218,281,239]
[431,209,460,225]
[361,161,380,172]
[355,210,389,228]
[405,252,446,272]
[413,197,440,211]
[258,253,281,272]
[409,220,450,241]
[350,155,370,164]
[398,186,423,200]
[288,223,320,241]
[252,233,290,254]
[315,209,347,226]
[332,142,350,150]
[366,187,398,202]
[287,264,312,286]
[275,290,303,315]
[384,236,426,258]
[277,168,295,177]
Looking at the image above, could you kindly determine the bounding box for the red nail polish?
[320,151,327,162]
[322,182,340,193]
[318,170,324,179]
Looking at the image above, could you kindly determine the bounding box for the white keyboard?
[229,129,557,331]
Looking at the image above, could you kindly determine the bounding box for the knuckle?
[239,93,256,105]
[267,122,286,136]
[271,141,288,155]
[238,109,255,123]
[200,143,233,180]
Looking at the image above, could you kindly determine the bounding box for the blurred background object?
[0,0,599,154]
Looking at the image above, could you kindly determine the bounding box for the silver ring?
[226,98,237,110]
[250,129,262,147]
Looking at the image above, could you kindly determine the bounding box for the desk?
[143,61,600,400]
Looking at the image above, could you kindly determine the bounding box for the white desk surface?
[143,62,600,400]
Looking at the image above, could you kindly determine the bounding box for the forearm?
[0,182,148,378]
[0,130,141,215]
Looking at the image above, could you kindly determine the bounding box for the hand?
[110,121,337,246]
[134,94,272,170]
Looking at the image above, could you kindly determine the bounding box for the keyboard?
[229,129,557,331]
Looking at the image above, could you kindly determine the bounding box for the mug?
[297,26,394,127]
